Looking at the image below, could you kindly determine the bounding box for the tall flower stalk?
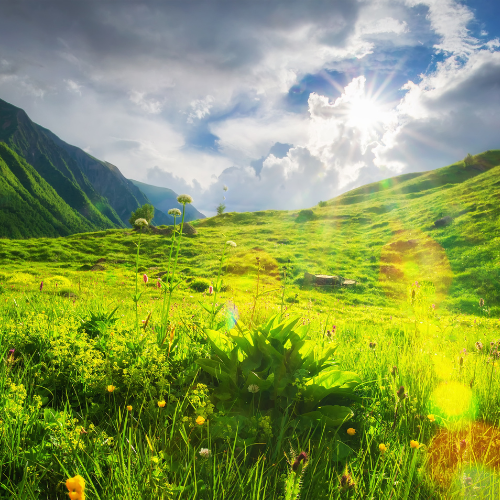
[159,196,192,344]
[132,218,148,335]
[208,240,236,328]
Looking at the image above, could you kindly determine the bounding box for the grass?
[0,151,500,498]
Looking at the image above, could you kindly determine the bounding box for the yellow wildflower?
[66,475,85,500]
[126,405,132,412]
[347,428,356,436]
[107,385,115,393]
[427,414,435,422]
[379,443,387,453]
[158,400,166,408]
[196,416,206,425]
[410,440,419,449]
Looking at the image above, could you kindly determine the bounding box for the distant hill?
[130,180,205,223]
[0,97,204,236]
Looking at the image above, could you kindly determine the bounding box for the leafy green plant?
[128,203,155,226]
[196,315,361,426]
[190,278,210,292]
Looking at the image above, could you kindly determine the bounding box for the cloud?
[187,95,214,123]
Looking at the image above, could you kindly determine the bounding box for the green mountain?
[0,97,204,235]
[0,143,95,238]
[130,179,206,223]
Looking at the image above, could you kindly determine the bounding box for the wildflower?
[369,341,377,349]
[177,194,193,204]
[158,400,166,408]
[199,448,211,458]
[479,298,485,307]
[126,405,132,412]
[226,240,237,247]
[66,475,85,499]
[410,440,419,449]
[347,428,356,436]
[431,304,436,310]
[134,218,148,227]
[39,281,43,291]
[292,451,308,471]
[168,208,182,217]
[397,386,407,400]
[196,416,205,425]
[427,414,435,422]
[475,341,483,351]
[391,366,398,377]
[247,384,260,394]
[157,279,161,289]
[379,443,387,453]
[209,285,213,295]
[143,274,148,284]
[458,439,467,453]
[107,385,115,393]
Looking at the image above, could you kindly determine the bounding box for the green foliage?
[196,315,360,423]
[318,200,328,207]
[190,277,211,292]
[216,202,226,215]
[129,203,155,226]
[463,152,474,167]
[295,209,317,222]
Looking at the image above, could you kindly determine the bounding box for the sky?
[1,0,499,216]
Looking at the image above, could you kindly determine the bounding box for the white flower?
[199,448,211,458]
[226,241,237,247]
[248,384,260,394]
[177,194,193,204]
[168,208,182,217]
[134,218,148,227]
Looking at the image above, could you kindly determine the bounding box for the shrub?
[318,201,328,207]
[190,278,211,292]
[129,204,155,226]
[296,209,317,222]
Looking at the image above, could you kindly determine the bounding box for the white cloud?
[187,95,214,123]
[129,90,164,114]
[64,78,82,95]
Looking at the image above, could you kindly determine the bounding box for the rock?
[434,216,453,228]
[91,264,105,271]
[304,272,343,286]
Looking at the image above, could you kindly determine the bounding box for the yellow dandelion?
[196,416,206,425]
[66,475,85,499]
[347,428,356,436]
[126,405,132,412]
[410,440,420,449]
[379,443,387,453]
[427,414,435,422]
[158,400,166,408]
[107,385,115,393]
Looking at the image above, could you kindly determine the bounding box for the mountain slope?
[130,179,206,223]
[0,143,95,238]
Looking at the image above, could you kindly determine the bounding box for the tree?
[216,202,226,216]
[463,153,474,167]
[129,203,155,226]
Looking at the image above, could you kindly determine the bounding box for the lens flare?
[431,381,473,418]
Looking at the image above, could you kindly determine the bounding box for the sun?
[347,97,385,131]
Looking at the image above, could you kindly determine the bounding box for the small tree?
[129,203,155,226]
[216,202,226,216]
[463,153,474,167]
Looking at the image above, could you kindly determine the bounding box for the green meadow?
[1,151,500,498]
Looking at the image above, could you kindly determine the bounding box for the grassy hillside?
[0,150,498,315]
[1,151,500,499]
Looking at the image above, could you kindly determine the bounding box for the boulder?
[434,216,453,228]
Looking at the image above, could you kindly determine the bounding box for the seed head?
[397,386,406,400]
[168,208,182,217]
[134,218,148,227]
[475,341,483,351]
[199,448,211,458]
[247,384,260,394]
[369,341,377,349]
[177,194,193,204]
[391,366,398,377]
[226,240,237,247]
[292,451,308,471]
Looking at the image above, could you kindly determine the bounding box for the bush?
[296,209,317,223]
[318,201,328,207]
[129,204,155,226]
[190,278,211,292]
